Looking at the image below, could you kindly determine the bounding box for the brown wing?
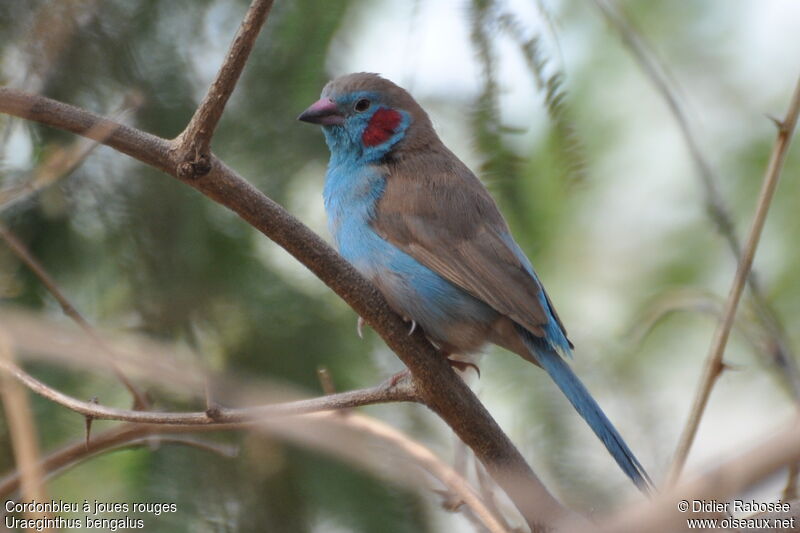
[372,150,555,339]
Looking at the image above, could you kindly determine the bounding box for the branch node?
[765,113,786,132]
[205,403,224,421]
[720,361,741,373]
[434,489,466,512]
[177,154,211,180]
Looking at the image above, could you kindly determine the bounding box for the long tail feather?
[517,325,653,492]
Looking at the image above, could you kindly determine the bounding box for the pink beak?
[298,98,344,126]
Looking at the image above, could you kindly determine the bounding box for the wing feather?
[372,149,565,341]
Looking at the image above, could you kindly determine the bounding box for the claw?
[408,320,416,336]
[357,316,365,339]
[447,359,481,378]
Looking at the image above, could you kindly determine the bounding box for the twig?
[593,0,800,401]
[0,335,50,530]
[668,76,800,484]
[570,417,800,533]
[175,0,275,179]
[0,348,509,531]
[0,410,508,533]
[625,289,765,356]
[0,223,150,409]
[154,436,238,459]
[0,91,142,214]
[340,413,510,533]
[0,87,567,531]
[0,358,417,425]
[0,424,242,500]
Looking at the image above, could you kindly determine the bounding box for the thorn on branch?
[84,396,98,450]
[317,366,336,395]
[434,488,466,512]
[765,113,784,130]
[720,361,741,373]
[177,153,211,180]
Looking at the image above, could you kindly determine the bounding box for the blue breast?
[323,157,495,345]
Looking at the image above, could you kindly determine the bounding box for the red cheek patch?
[362,108,402,147]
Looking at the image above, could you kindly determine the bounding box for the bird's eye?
[354,98,371,112]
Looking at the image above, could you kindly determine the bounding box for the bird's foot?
[447,358,481,378]
[407,319,417,336]
[356,316,365,339]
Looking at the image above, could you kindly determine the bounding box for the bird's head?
[298,73,434,162]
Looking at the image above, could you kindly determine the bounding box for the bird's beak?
[297,98,344,126]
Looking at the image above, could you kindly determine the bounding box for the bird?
[298,72,651,491]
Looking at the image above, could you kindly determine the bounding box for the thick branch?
[669,75,800,483]
[0,87,567,530]
[175,0,275,178]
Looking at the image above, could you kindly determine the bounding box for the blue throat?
[321,104,410,248]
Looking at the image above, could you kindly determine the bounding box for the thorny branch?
[0,423,240,500]
[0,357,417,425]
[0,11,567,527]
[0,359,509,533]
[0,224,150,409]
[669,76,800,483]
[593,0,800,400]
[175,0,275,179]
[572,417,800,533]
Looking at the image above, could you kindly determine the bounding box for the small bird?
[299,73,651,491]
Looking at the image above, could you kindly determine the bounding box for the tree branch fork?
[0,0,565,527]
[2,0,797,529]
[0,85,561,528]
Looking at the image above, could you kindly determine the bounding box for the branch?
[0,358,417,424]
[175,0,275,179]
[327,413,512,533]
[0,223,149,409]
[0,385,510,533]
[0,423,240,500]
[569,417,800,533]
[0,337,49,525]
[669,75,800,483]
[0,87,567,530]
[593,0,800,401]
[0,90,142,214]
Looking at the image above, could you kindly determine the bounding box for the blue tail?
[517,326,653,492]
